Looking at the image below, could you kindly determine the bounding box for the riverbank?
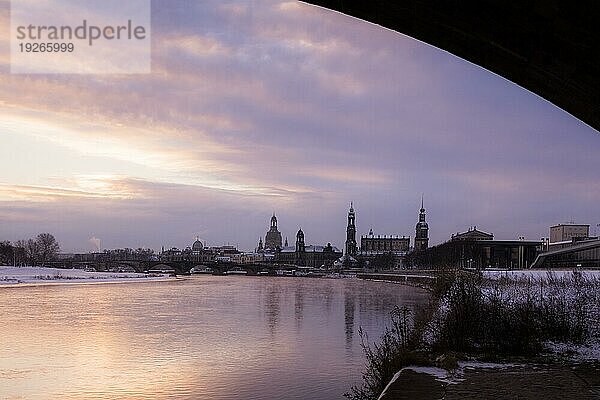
[379,361,600,399]
[346,269,600,400]
[0,266,177,287]
[356,272,436,291]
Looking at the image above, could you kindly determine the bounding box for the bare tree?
[36,233,60,266]
[25,238,39,266]
[14,240,27,266]
[0,241,13,265]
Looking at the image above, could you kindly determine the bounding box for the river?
[0,276,429,399]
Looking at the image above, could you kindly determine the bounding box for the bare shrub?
[345,306,425,400]
[349,270,599,400]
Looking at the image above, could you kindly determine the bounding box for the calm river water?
[0,276,429,399]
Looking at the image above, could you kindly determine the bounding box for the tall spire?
[296,228,305,252]
[257,237,264,252]
[295,228,305,266]
[415,195,429,251]
[345,202,357,256]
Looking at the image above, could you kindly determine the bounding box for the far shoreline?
[0,266,180,289]
[0,276,181,289]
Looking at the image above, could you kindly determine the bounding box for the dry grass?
[347,270,600,400]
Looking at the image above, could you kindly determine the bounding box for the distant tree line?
[57,247,156,263]
[0,233,60,266]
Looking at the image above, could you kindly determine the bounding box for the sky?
[0,0,598,253]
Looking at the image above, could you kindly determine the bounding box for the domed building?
[160,236,212,264]
[264,213,283,251]
[192,237,204,252]
[189,237,212,263]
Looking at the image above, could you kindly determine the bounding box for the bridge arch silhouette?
[304,0,599,132]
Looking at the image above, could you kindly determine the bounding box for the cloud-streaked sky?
[1,0,598,252]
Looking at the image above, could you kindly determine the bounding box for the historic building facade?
[350,202,413,269]
[450,227,493,241]
[276,228,342,268]
[360,232,410,252]
[160,238,237,263]
[358,230,409,269]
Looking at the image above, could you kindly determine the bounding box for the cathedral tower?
[345,202,358,256]
[295,228,305,252]
[295,228,305,266]
[414,195,429,251]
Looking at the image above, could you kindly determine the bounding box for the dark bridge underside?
[304,0,600,132]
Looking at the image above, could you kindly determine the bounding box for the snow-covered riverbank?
[483,269,600,281]
[368,269,600,400]
[0,266,177,287]
[483,269,600,361]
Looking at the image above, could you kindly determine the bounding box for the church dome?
[192,239,204,251]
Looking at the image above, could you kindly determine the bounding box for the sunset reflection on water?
[0,277,428,399]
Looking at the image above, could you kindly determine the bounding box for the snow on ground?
[547,342,600,361]
[404,366,455,383]
[483,269,600,281]
[480,269,600,362]
[458,361,521,370]
[0,266,176,287]
[376,367,452,400]
[377,369,404,399]
[377,362,523,399]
